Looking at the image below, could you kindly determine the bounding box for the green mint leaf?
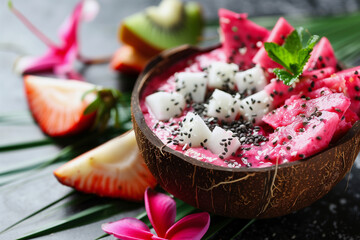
[283,29,302,54]
[289,63,299,75]
[264,25,320,86]
[264,42,294,71]
[273,69,299,86]
[296,35,320,75]
[306,35,320,49]
[296,27,304,44]
[297,48,312,71]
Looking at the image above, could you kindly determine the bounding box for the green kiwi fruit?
[121,0,203,51]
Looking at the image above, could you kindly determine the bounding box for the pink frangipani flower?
[11,0,99,80]
[102,188,210,240]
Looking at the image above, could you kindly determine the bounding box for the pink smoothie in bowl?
[139,46,355,169]
[139,9,359,170]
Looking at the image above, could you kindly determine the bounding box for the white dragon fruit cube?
[207,89,240,122]
[207,126,241,159]
[239,90,273,124]
[207,61,239,90]
[175,72,207,103]
[178,112,211,148]
[235,65,267,94]
[145,91,185,121]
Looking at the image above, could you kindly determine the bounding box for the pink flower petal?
[102,217,153,240]
[15,51,62,74]
[151,236,167,240]
[54,45,83,80]
[164,212,210,240]
[81,0,100,22]
[58,1,82,50]
[145,188,176,238]
[13,0,92,79]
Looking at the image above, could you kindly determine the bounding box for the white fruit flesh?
[145,91,185,121]
[175,72,207,103]
[208,61,239,90]
[239,90,273,124]
[178,112,211,147]
[25,75,97,105]
[207,89,240,121]
[146,0,183,29]
[207,126,241,159]
[235,65,267,94]
[54,130,149,189]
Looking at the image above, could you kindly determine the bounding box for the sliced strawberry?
[24,75,97,137]
[110,45,152,74]
[54,130,157,201]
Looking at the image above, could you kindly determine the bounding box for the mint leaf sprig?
[264,27,320,86]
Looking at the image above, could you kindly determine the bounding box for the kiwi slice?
[120,0,203,56]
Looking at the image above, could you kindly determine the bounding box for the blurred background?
[2,0,360,112]
[1,1,360,239]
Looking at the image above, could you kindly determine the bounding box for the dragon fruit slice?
[304,37,338,71]
[207,126,241,159]
[332,67,360,115]
[218,8,269,69]
[242,111,340,165]
[207,61,239,90]
[235,65,267,95]
[206,89,240,121]
[312,66,360,115]
[263,90,350,128]
[175,72,207,103]
[252,17,294,70]
[264,67,336,108]
[242,92,347,166]
[333,108,359,142]
[178,112,211,148]
[302,67,336,80]
[263,111,340,163]
[145,91,185,120]
[239,90,273,124]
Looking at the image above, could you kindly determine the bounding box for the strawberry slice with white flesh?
[54,130,157,201]
[24,75,97,137]
[24,75,123,137]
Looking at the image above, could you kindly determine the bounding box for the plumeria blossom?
[102,188,210,240]
[11,0,99,80]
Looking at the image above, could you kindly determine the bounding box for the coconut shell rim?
[131,44,360,174]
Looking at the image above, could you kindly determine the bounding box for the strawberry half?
[54,130,157,201]
[24,75,97,137]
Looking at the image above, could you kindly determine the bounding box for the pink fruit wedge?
[54,130,157,201]
[253,17,294,70]
[218,8,269,69]
[304,37,338,71]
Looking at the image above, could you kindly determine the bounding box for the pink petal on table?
[145,188,176,238]
[164,212,210,240]
[14,51,62,74]
[102,217,153,240]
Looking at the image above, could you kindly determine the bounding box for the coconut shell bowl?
[131,45,360,219]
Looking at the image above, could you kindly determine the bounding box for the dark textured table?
[1,1,360,239]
